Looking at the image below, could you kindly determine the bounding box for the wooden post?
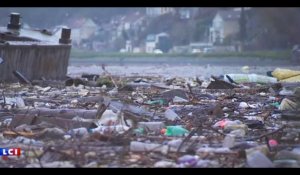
[7,13,21,30]
[59,28,72,44]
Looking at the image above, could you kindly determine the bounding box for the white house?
[67,18,98,46]
[146,8,175,17]
[125,40,133,52]
[145,34,156,53]
[209,10,241,44]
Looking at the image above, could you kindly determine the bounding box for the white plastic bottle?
[224,74,277,84]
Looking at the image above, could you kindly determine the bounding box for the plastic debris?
[279,98,298,111]
[246,150,275,168]
[177,155,199,167]
[164,109,181,121]
[224,74,277,84]
[165,126,189,137]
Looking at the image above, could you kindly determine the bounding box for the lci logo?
[0,148,21,160]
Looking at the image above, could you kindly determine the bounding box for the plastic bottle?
[165,126,189,137]
[89,125,129,134]
[130,141,172,154]
[137,122,165,132]
[146,99,165,105]
[224,74,277,84]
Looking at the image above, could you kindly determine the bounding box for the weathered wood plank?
[0,44,71,82]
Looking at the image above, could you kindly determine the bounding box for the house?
[67,17,98,46]
[189,42,213,53]
[179,8,191,19]
[146,8,175,17]
[209,10,241,44]
[145,34,156,53]
[125,40,133,52]
[170,45,190,54]
[121,12,144,31]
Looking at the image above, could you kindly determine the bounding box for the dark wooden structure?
[0,13,72,82]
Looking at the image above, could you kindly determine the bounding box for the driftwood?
[13,108,98,119]
[13,70,32,85]
[13,99,156,122]
[9,114,97,129]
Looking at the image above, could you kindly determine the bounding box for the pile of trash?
[0,67,300,168]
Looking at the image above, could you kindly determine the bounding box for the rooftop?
[0,26,63,45]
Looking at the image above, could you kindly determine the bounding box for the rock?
[246,151,274,168]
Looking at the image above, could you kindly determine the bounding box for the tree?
[122,30,129,40]
[157,36,172,53]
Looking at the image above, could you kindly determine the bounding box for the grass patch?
[70,48,291,59]
[203,50,291,59]
[70,49,198,58]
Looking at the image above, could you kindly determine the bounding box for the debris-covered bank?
[1,65,300,168]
